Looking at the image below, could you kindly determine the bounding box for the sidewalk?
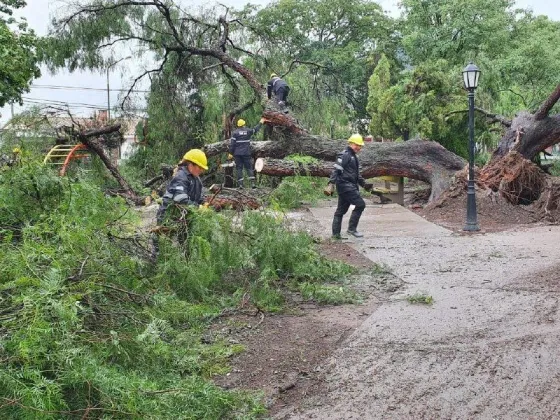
[289,203,560,419]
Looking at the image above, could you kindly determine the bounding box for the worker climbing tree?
[267,73,290,112]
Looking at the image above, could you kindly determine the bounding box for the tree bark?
[205,137,465,201]
[492,83,560,162]
[77,125,145,205]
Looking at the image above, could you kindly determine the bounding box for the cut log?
[254,158,333,177]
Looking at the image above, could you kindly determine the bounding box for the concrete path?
[288,203,560,419]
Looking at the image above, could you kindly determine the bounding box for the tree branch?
[534,83,560,121]
[445,107,512,127]
[283,59,329,78]
[122,52,171,110]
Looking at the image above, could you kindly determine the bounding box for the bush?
[0,159,352,417]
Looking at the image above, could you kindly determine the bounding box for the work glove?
[323,183,335,196]
[227,153,234,160]
[260,117,267,124]
[363,183,374,192]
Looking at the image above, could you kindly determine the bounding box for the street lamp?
[462,62,481,231]
[106,56,131,121]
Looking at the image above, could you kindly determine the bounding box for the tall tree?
[41,1,270,173]
[0,0,40,107]
[238,0,397,119]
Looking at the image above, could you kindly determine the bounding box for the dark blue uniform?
[230,123,262,188]
[331,146,366,237]
[156,166,204,224]
[267,76,290,106]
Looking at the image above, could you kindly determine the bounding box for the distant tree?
[0,0,40,107]
[366,55,468,156]
[240,0,397,119]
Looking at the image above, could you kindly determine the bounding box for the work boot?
[331,233,348,240]
[278,101,289,114]
[347,212,364,238]
[250,178,256,189]
[346,229,364,238]
[237,179,244,189]
[332,216,344,239]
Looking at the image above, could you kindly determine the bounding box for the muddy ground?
[213,242,403,416]
[211,184,560,419]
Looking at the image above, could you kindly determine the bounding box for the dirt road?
[283,203,560,419]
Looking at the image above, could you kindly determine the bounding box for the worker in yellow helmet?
[267,72,290,112]
[328,134,372,239]
[156,148,208,224]
[229,117,266,189]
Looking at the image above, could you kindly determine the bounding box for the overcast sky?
[1,0,558,125]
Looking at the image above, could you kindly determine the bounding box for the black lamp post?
[462,62,481,231]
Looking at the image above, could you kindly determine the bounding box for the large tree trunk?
[205,134,465,201]
[492,84,560,162]
[477,84,560,209]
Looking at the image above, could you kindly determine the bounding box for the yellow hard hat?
[270,73,278,79]
[12,147,21,154]
[237,119,246,127]
[183,149,208,170]
[348,133,364,146]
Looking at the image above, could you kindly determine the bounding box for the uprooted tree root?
[425,151,560,226]
[533,177,560,223]
[479,151,545,205]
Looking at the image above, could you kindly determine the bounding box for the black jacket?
[267,77,289,99]
[156,166,204,223]
[229,124,262,156]
[330,146,366,194]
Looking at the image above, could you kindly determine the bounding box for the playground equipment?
[43,143,91,176]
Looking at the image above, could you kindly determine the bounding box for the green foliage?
[367,55,471,156]
[270,176,326,209]
[298,282,360,305]
[0,0,40,106]
[400,0,515,66]
[549,160,560,177]
[266,154,329,209]
[475,150,491,167]
[0,153,354,416]
[282,66,354,136]
[406,292,434,305]
[156,210,353,307]
[0,107,57,154]
[242,0,395,119]
[0,159,65,236]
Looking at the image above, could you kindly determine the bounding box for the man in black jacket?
[330,134,372,239]
[267,73,290,110]
[229,118,265,189]
[156,148,208,224]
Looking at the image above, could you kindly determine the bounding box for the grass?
[406,292,434,305]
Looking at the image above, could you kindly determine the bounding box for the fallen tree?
[54,71,560,219]
[205,135,466,201]
[201,83,560,220]
[43,1,560,217]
